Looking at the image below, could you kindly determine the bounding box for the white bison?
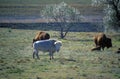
[33,39,62,60]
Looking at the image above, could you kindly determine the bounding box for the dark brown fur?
[91,46,101,51]
[93,33,112,50]
[116,50,120,53]
[33,31,50,43]
[115,48,120,54]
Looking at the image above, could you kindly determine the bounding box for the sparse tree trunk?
[59,23,73,39]
[60,26,64,39]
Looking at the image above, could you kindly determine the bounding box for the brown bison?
[93,33,112,50]
[33,31,50,43]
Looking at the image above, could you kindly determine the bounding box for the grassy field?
[0,28,120,79]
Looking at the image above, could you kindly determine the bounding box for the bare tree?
[41,2,83,38]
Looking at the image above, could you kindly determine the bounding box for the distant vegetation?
[0,0,91,5]
[0,0,103,17]
[0,0,104,20]
[92,0,120,33]
[0,0,104,32]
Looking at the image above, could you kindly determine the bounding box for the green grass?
[0,28,120,79]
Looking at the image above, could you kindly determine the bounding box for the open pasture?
[0,28,120,79]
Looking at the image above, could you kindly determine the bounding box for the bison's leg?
[101,46,105,51]
[51,52,54,59]
[33,50,36,59]
[49,52,52,60]
[102,47,105,51]
[33,49,39,59]
[49,52,54,60]
[35,50,40,59]
[94,39,97,47]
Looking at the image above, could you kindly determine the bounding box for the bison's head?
[33,39,37,43]
[106,38,112,48]
[54,41,62,52]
